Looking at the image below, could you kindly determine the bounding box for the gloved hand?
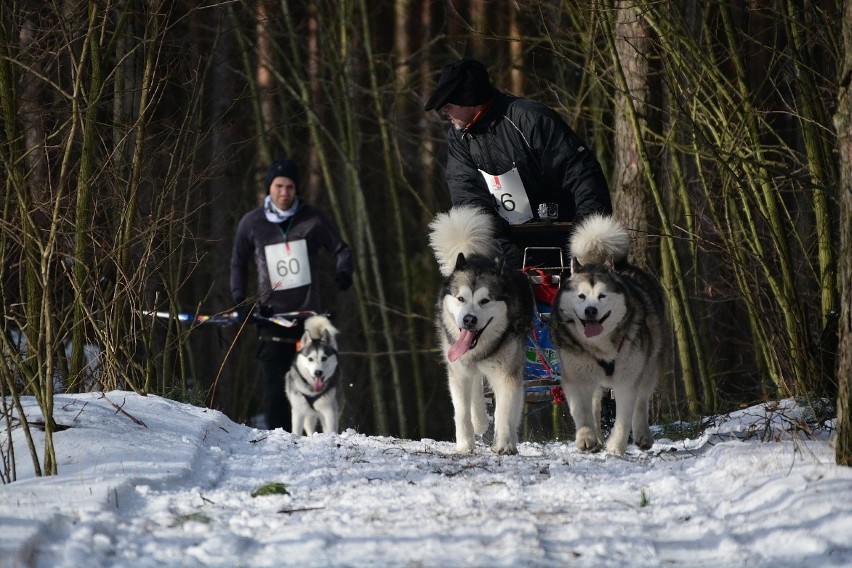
[234,305,251,324]
[335,271,353,291]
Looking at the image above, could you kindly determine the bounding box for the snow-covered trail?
[2,393,851,567]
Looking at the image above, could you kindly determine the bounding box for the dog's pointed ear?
[454,252,467,270]
[299,328,313,347]
[570,257,579,276]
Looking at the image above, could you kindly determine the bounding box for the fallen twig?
[98,393,147,428]
[72,401,89,423]
[277,506,324,514]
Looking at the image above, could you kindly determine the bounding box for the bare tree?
[610,2,650,265]
[835,0,852,466]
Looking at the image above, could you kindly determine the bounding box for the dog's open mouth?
[447,317,493,362]
[581,311,610,338]
[312,377,326,393]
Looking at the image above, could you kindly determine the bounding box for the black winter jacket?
[445,92,612,228]
[230,202,353,318]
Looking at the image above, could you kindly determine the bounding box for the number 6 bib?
[479,165,534,225]
[264,239,311,290]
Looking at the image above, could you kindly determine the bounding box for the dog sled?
[520,244,565,404]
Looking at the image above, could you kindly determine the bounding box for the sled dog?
[285,315,341,435]
[550,215,669,455]
[428,206,534,454]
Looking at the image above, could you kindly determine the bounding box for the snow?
[2,392,851,567]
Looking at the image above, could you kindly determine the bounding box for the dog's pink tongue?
[312,378,325,392]
[584,321,604,338]
[448,329,475,362]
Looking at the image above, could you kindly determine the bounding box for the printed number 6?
[494,193,516,212]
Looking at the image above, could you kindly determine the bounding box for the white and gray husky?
[551,215,669,455]
[428,206,534,454]
[285,315,341,436]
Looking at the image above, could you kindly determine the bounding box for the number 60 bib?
[264,239,311,290]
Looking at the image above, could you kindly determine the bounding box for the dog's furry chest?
[558,323,625,360]
[285,368,339,408]
[562,351,644,388]
[557,335,648,387]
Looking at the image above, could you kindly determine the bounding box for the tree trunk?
[255,0,273,174]
[835,0,852,466]
[508,5,524,95]
[305,3,322,203]
[611,1,649,266]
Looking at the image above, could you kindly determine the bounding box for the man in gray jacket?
[230,159,353,430]
[425,59,612,267]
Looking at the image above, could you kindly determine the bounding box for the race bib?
[264,239,311,291]
[479,166,534,225]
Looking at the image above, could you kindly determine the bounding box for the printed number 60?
[276,258,301,277]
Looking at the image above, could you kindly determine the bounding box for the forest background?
[2,0,852,475]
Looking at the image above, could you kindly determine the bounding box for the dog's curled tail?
[571,214,630,265]
[303,314,338,342]
[428,206,497,277]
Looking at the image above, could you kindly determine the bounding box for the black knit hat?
[264,159,300,191]
[423,59,494,111]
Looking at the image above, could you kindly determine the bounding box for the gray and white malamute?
[551,215,669,455]
[285,315,341,436]
[429,206,534,454]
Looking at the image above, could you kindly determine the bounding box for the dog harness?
[597,359,615,376]
[596,335,627,377]
[301,371,339,409]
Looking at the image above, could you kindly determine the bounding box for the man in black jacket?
[230,159,354,430]
[424,59,612,268]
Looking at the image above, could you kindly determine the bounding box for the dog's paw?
[492,442,517,455]
[605,436,628,455]
[605,422,632,455]
[575,427,602,452]
[633,429,654,451]
[455,439,475,454]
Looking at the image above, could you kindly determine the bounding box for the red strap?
[524,268,559,304]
